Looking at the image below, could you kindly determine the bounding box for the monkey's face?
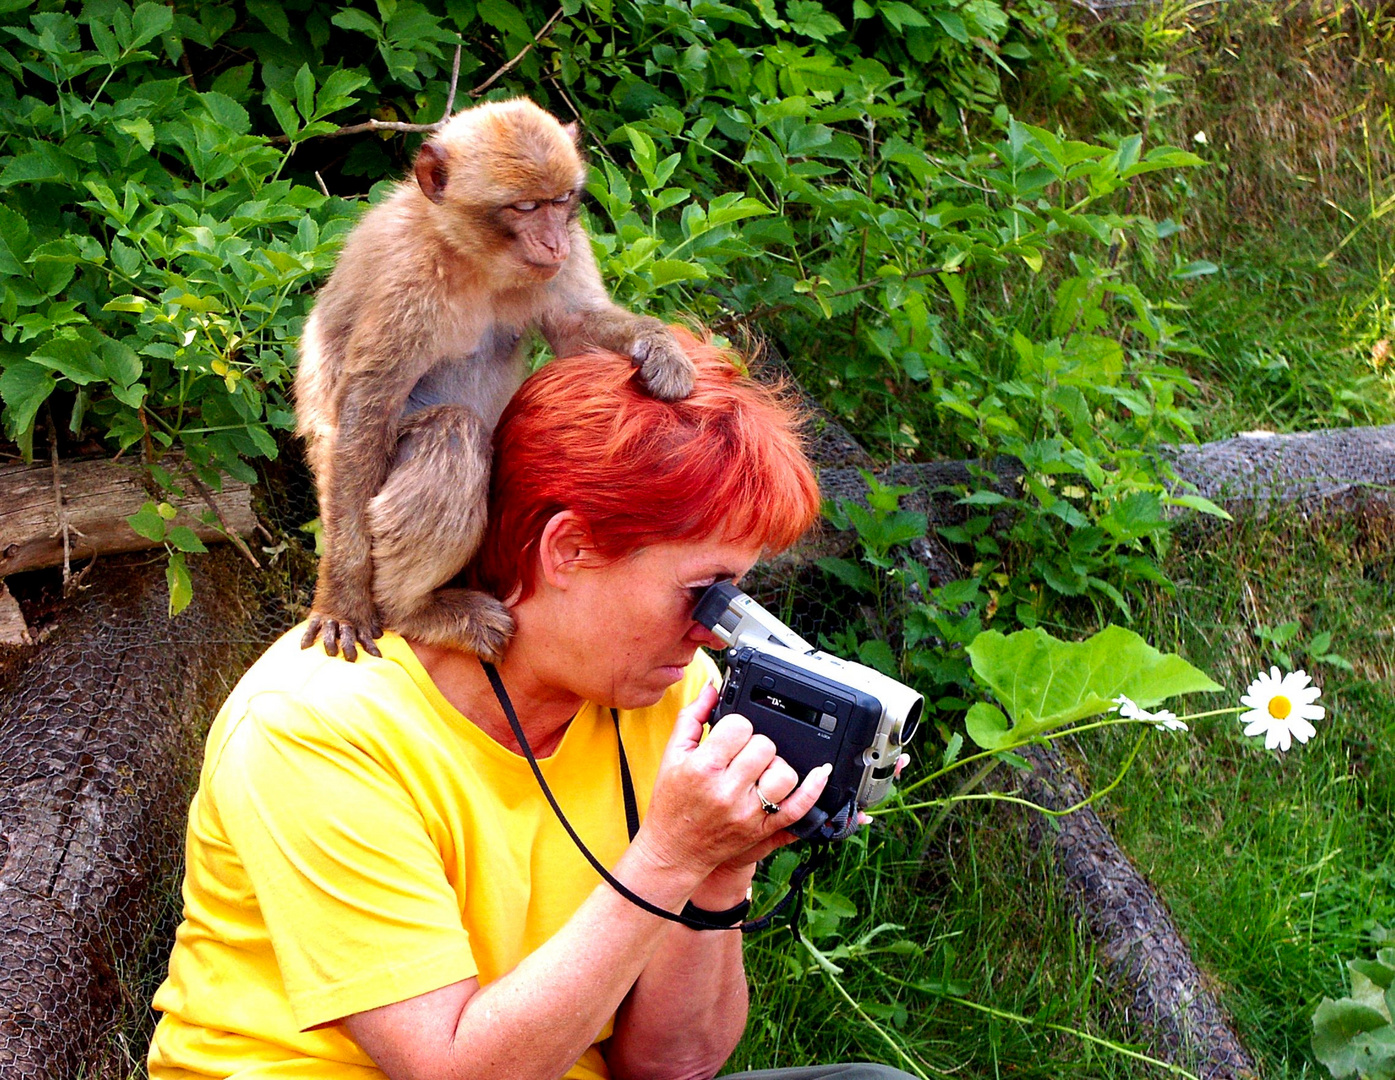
[491,190,582,278]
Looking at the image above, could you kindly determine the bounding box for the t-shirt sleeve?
[210,690,478,1030]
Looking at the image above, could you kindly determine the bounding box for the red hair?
[472,327,820,602]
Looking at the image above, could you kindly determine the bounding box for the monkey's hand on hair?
[301,608,383,663]
[630,322,695,401]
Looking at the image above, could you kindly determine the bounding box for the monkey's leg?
[368,405,515,661]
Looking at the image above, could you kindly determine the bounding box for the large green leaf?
[964,625,1221,747]
[1314,998,1394,1079]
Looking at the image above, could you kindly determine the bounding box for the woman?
[148,328,915,1080]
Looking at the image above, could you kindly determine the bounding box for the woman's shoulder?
[204,626,435,770]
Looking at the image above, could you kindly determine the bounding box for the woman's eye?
[512,201,538,212]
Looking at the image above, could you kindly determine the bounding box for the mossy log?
[0,548,263,1079]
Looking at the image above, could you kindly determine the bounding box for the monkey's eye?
[511,201,539,212]
[552,191,573,205]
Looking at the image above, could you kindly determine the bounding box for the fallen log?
[0,548,265,1079]
[1013,744,1257,1079]
[0,454,255,579]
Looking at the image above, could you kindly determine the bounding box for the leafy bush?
[1,0,1206,624]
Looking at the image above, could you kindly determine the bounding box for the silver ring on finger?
[756,787,781,815]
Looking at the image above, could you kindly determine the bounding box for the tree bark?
[0,454,255,578]
[0,549,264,1079]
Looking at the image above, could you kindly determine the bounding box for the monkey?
[294,98,694,663]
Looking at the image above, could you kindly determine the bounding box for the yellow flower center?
[1268,695,1292,720]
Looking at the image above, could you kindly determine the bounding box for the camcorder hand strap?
[480,660,820,936]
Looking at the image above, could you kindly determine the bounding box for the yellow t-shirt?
[148,626,719,1080]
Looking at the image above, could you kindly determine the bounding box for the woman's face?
[539,532,764,710]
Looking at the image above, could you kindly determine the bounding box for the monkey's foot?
[301,611,384,663]
[389,589,515,663]
[631,327,695,400]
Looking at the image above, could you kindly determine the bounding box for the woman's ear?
[536,510,602,589]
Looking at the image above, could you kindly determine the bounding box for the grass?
[725,505,1395,1080]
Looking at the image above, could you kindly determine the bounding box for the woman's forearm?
[605,869,754,1080]
[349,841,717,1080]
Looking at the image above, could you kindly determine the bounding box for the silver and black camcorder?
[694,583,923,843]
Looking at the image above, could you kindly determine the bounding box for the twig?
[46,402,73,594]
[442,37,463,115]
[471,8,564,97]
[182,464,262,570]
[314,170,330,198]
[267,41,465,145]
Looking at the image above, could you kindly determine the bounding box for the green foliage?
[962,624,1220,749]
[0,0,1209,623]
[1314,945,1395,1079]
[0,0,356,500]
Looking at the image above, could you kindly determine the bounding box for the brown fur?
[295,98,693,662]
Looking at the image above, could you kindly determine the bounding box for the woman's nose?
[687,622,726,650]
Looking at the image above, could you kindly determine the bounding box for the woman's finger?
[769,762,830,828]
[754,757,799,805]
[664,683,719,758]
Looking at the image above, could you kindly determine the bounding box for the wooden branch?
[266,41,465,147]
[470,8,564,97]
[0,455,254,579]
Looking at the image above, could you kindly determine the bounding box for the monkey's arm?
[304,372,400,661]
[539,239,694,400]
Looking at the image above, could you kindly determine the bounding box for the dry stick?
[46,402,73,593]
[314,170,331,198]
[470,8,565,97]
[267,41,466,145]
[182,465,262,571]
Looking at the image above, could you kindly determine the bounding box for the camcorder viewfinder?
[694,583,923,842]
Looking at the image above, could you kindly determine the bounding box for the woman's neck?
[408,636,583,758]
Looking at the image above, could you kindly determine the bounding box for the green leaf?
[1313,997,1392,1078]
[294,63,316,122]
[965,702,1010,750]
[477,0,533,40]
[332,8,384,37]
[166,551,194,616]
[0,360,56,440]
[1172,259,1219,280]
[1165,493,1234,521]
[114,117,156,151]
[246,0,291,41]
[706,195,772,228]
[130,2,175,47]
[932,10,968,41]
[166,525,209,554]
[1352,1027,1395,1080]
[266,90,299,139]
[857,638,899,677]
[941,731,963,769]
[967,626,1223,741]
[127,501,168,542]
[816,556,876,594]
[648,259,709,287]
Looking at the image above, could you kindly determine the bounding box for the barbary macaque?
[295,98,693,661]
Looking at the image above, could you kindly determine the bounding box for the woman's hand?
[631,684,829,883]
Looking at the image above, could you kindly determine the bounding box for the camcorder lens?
[897,698,923,747]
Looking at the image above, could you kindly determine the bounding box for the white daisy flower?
[1239,666,1324,751]
[1112,695,1188,732]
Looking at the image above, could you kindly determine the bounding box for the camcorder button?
[818,713,837,732]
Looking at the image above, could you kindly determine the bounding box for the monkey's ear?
[414,140,449,205]
[562,121,581,145]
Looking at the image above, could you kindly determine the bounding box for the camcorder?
[694,583,923,843]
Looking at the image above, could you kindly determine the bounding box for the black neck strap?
[479,660,821,935]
